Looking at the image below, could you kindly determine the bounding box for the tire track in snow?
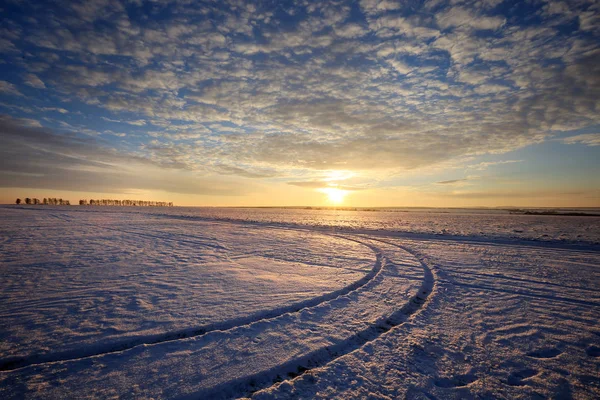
[233,236,436,400]
[0,222,382,372]
[0,236,434,400]
[154,235,434,400]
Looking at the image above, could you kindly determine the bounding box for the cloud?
[360,0,403,15]
[22,74,46,89]
[41,107,68,114]
[436,7,505,31]
[446,189,597,199]
[334,23,368,39]
[474,83,511,94]
[456,69,490,85]
[101,117,146,126]
[579,11,600,33]
[562,133,600,146]
[387,59,414,75]
[287,181,365,191]
[0,81,23,96]
[287,181,329,189]
[467,160,523,170]
[0,115,248,196]
[211,164,277,179]
[371,15,440,39]
[436,178,469,185]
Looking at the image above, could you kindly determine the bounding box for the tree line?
[79,199,173,206]
[15,198,173,206]
[16,198,70,205]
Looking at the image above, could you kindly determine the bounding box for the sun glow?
[323,170,355,182]
[320,187,348,205]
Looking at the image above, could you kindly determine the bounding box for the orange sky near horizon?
[2,184,598,208]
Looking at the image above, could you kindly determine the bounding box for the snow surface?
[0,208,373,367]
[103,206,600,244]
[0,206,599,399]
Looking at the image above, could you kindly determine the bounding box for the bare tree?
[78,198,175,207]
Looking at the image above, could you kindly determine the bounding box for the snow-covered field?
[1,206,599,399]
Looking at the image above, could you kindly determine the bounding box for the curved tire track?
[0,220,382,372]
[0,218,436,400]
[3,235,433,400]
[242,236,436,400]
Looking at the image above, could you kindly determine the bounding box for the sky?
[0,0,599,207]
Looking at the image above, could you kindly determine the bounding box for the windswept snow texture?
[0,206,599,399]
[0,208,374,366]
[123,206,600,244]
[252,239,600,399]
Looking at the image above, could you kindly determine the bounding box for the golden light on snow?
[319,187,348,205]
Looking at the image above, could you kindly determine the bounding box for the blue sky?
[0,0,598,206]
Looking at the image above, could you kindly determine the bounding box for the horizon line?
[3,204,599,210]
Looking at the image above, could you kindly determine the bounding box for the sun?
[320,187,348,205]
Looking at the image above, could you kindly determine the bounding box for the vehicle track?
[0,209,436,400]
[0,218,382,372]
[239,236,437,400]
[0,234,435,400]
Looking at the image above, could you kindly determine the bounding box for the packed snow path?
[1,207,599,399]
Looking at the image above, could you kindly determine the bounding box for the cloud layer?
[0,0,599,198]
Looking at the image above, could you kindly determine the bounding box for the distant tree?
[25,198,31,205]
[43,198,48,205]
[16,198,21,205]
[70,198,173,207]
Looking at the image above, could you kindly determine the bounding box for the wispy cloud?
[287,181,365,191]
[0,116,249,196]
[467,160,523,171]
[0,81,23,97]
[436,178,469,185]
[101,117,146,126]
[562,133,600,146]
[22,74,46,89]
